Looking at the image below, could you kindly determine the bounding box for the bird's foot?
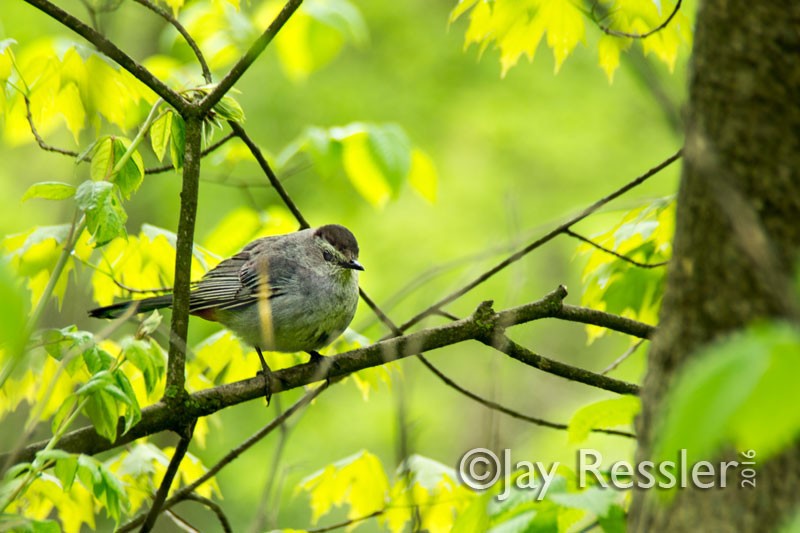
[255,347,273,406]
[307,350,332,387]
[307,350,325,364]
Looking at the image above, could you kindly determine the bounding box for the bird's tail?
[88,294,174,319]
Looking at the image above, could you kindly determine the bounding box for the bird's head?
[314,224,364,273]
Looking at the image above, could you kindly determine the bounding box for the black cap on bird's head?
[314,224,364,271]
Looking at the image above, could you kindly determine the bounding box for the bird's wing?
[189,238,290,312]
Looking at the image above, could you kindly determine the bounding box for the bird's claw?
[256,347,273,407]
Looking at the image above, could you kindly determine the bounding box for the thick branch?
[165,115,203,400]
[553,304,655,339]
[4,288,652,463]
[21,0,189,114]
[199,0,303,114]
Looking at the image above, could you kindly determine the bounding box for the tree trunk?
[629,1,800,531]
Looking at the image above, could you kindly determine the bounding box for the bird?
[89,224,364,399]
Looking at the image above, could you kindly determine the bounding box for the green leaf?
[114,370,142,434]
[150,111,173,162]
[54,454,79,491]
[21,182,76,202]
[83,389,119,442]
[213,95,246,122]
[408,148,438,203]
[90,136,115,182]
[75,180,127,246]
[598,503,626,533]
[81,345,115,374]
[654,322,800,465]
[452,492,490,533]
[111,137,145,198]
[365,123,412,195]
[122,337,163,396]
[0,516,61,533]
[304,0,368,45]
[170,113,186,169]
[51,394,78,434]
[0,259,29,363]
[567,396,640,444]
[548,486,620,518]
[298,450,389,525]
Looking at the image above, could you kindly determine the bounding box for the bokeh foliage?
[10,0,795,532]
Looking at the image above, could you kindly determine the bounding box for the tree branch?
[117,384,326,532]
[416,354,635,437]
[393,150,682,334]
[23,95,79,157]
[592,0,683,39]
[564,228,668,269]
[4,287,652,464]
[228,121,310,228]
[165,115,203,400]
[199,0,304,114]
[174,493,233,533]
[144,132,236,175]
[21,0,189,115]
[140,420,196,532]
[553,304,655,339]
[484,334,640,396]
[132,0,212,84]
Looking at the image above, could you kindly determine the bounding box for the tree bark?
[630,1,800,531]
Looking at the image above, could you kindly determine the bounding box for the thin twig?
[248,395,291,533]
[178,493,233,533]
[229,121,310,227]
[132,0,212,83]
[165,510,200,532]
[145,131,236,174]
[417,355,634,437]
[199,0,304,114]
[593,0,683,39]
[564,229,668,268]
[484,333,640,396]
[23,95,79,156]
[22,0,189,114]
[307,510,385,533]
[393,150,682,334]
[140,420,196,532]
[117,384,328,532]
[601,340,645,375]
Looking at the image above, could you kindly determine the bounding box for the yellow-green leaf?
[298,450,389,524]
[341,131,392,208]
[568,396,640,444]
[90,137,115,182]
[150,111,173,162]
[22,182,76,202]
[538,0,585,72]
[408,148,438,203]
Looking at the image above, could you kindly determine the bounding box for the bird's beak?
[344,259,365,271]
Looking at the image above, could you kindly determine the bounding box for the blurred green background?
[0,0,687,530]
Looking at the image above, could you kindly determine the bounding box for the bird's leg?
[307,350,333,388]
[307,350,325,364]
[255,347,272,405]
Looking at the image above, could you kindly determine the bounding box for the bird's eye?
[323,250,334,262]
